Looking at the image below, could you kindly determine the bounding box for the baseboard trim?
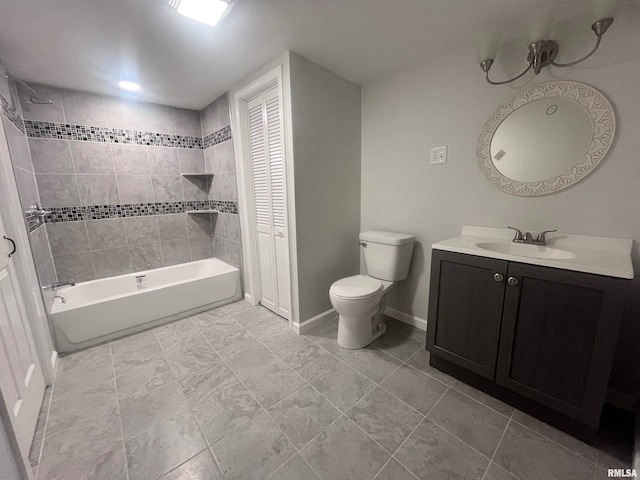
[384,307,427,331]
[293,308,338,335]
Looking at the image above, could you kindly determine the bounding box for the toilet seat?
[330,275,382,300]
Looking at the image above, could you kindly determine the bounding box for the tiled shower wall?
[16,83,240,282]
[201,94,242,268]
[0,69,57,307]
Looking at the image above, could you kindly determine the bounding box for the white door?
[0,212,45,457]
[246,85,291,319]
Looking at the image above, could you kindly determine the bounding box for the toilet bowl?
[329,275,394,349]
[329,231,415,350]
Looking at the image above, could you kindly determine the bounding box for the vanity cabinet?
[427,250,628,427]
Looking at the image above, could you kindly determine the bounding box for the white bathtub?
[51,258,241,353]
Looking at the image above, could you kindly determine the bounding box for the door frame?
[0,119,56,383]
[231,63,299,329]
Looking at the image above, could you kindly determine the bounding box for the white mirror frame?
[477,81,616,196]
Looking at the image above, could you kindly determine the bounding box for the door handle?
[493,273,504,282]
[276,232,285,239]
[507,276,519,286]
[3,236,16,258]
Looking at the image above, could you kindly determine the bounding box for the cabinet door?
[427,250,507,379]
[496,263,627,426]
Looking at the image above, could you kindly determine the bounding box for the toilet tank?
[360,231,416,281]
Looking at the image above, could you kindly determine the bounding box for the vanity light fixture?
[118,81,141,92]
[169,0,232,26]
[478,0,617,85]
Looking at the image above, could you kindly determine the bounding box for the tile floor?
[28,301,631,480]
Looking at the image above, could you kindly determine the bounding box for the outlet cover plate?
[430,146,448,165]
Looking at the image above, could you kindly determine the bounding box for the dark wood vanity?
[426,249,629,441]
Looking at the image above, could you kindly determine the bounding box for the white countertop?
[432,226,634,279]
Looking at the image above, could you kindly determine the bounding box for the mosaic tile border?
[24,120,203,148]
[1,93,26,134]
[44,200,238,223]
[203,125,232,149]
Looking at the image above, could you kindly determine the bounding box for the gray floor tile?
[245,313,289,340]
[451,381,514,417]
[283,344,340,381]
[125,411,205,480]
[232,306,280,328]
[47,380,118,437]
[347,387,423,453]
[427,389,509,458]
[372,326,423,361]
[384,317,426,343]
[301,321,337,343]
[52,357,114,401]
[158,328,210,357]
[493,422,595,480]
[153,317,197,343]
[269,385,341,448]
[405,348,456,385]
[344,347,402,383]
[119,382,189,440]
[222,300,254,316]
[314,328,356,360]
[261,328,313,359]
[311,363,375,412]
[29,385,51,470]
[302,416,388,480]
[38,414,123,480]
[395,419,489,480]
[115,356,175,399]
[227,347,305,408]
[484,462,519,480]
[174,357,236,405]
[380,365,448,415]
[267,454,320,480]
[212,413,295,480]
[110,330,158,355]
[112,342,166,376]
[374,458,417,480]
[57,344,111,373]
[159,449,223,480]
[191,377,262,445]
[593,466,612,480]
[512,410,598,462]
[50,445,127,480]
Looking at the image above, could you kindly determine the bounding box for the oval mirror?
[477,81,615,196]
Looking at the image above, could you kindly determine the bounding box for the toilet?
[329,230,416,349]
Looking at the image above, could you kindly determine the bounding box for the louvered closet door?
[246,86,290,318]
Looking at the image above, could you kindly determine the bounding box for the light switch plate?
[430,146,448,165]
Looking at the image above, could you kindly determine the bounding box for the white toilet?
[329,230,416,349]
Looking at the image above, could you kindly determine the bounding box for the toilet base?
[336,294,389,350]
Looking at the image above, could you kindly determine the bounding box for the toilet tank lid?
[360,231,416,245]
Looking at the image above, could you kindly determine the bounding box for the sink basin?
[472,241,576,260]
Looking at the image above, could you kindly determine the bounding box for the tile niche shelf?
[186,210,219,214]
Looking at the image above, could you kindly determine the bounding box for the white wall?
[361,21,640,405]
[289,53,362,322]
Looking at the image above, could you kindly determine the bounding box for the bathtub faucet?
[54,294,66,304]
[44,279,76,290]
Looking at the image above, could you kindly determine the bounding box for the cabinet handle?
[493,273,504,282]
[507,276,519,286]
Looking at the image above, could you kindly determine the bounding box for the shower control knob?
[493,273,504,282]
[508,276,519,286]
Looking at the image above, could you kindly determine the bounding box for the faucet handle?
[535,229,557,243]
[507,226,524,241]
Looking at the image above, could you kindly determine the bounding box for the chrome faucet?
[43,279,76,290]
[507,226,557,246]
[54,294,66,304]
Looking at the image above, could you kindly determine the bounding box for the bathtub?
[51,258,241,353]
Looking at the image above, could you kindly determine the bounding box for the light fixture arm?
[478,17,614,85]
[549,18,612,67]
[481,59,533,86]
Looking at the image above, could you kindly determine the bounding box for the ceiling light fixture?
[169,0,232,27]
[118,81,141,92]
[478,0,618,85]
